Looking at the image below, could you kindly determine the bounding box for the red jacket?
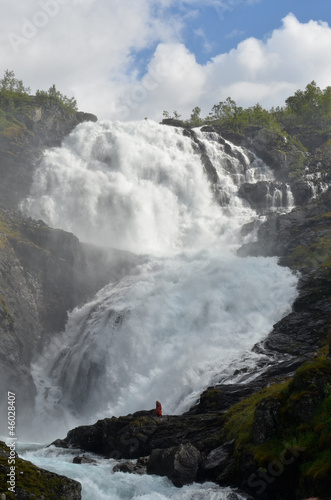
[154,402,162,417]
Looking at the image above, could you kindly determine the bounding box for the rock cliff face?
[0,204,140,432]
[0,97,97,209]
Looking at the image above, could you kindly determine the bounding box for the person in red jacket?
[154,400,162,417]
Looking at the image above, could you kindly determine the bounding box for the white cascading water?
[19,120,298,500]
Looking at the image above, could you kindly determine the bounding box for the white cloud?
[128,13,331,120]
[199,13,331,114]
[0,4,331,122]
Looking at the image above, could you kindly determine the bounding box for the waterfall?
[272,187,283,208]
[21,120,298,439]
[286,183,295,208]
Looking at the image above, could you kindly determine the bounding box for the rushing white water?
[19,120,298,499]
[18,444,247,500]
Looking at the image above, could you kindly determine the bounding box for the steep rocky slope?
[0,97,97,209]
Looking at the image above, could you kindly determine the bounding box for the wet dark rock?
[113,461,136,473]
[131,409,154,417]
[252,398,281,444]
[73,455,97,464]
[112,459,149,474]
[238,181,290,212]
[291,179,316,205]
[262,300,331,357]
[239,187,331,363]
[161,118,185,127]
[200,440,235,483]
[147,443,201,487]
[239,188,331,261]
[187,357,308,415]
[201,124,303,183]
[55,413,223,460]
[50,439,69,449]
[113,461,134,474]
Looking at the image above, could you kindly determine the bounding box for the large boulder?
[200,441,235,483]
[147,443,201,487]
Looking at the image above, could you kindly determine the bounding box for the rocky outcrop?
[57,412,223,459]
[240,188,331,261]
[238,187,331,360]
[0,441,81,499]
[238,181,291,212]
[147,443,201,487]
[200,124,305,183]
[187,357,307,415]
[53,412,237,488]
[0,98,97,210]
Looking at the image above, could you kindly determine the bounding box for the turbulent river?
[17,120,298,499]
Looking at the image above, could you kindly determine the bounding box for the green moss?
[222,379,290,449]
[283,233,331,272]
[0,441,77,500]
[288,151,307,179]
[290,358,331,388]
[221,355,331,496]
[253,438,286,465]
[300,449,331,497]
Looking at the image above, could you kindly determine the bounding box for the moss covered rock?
[219,354,331,499]
[0,441,81,499]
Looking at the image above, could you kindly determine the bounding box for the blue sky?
[1,0,331,121]
[183,0,331,61]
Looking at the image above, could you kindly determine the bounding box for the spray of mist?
[21,120,298,440]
